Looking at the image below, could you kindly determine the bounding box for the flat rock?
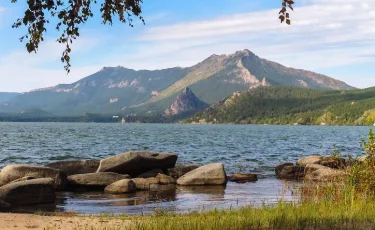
[46,160,100,176]
[297,156,322,166]
[0,178,55,206]
[177,163,227,186]
[136,169,164,178]
[276,165,305,180]
[131,178,150,190]
[0,165,67,190]
[67,172,130,187]
[104,179,136,194]
[156,173,176,185]
[167,164,200,178]
[97,151,178,177]
[228,174,258,183]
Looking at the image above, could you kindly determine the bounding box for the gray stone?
[0,178,55,206]
[97,151,178,176]
[67,172,130,187]
[131,178,150,190]
[156,173,176,185]
[177,163,227,186]
[104,179,137,194]
[0,165,67,190]
[136,169,164,178]
[46,160,100,176]
[228,173,258,183]
[167,164,200,178]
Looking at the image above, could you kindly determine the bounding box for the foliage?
[279,0,294,25]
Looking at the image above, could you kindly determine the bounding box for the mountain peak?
[164,88,208,116]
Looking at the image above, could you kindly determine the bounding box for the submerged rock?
[67,172,130,187]
[228,174,258,183]
[131,178,150,190]
[46,160,100,176]
[104,179,136,194]
[167,164,200,178]
[177,163,227,186]
[97,151,178,177]
[136,169,164,178]
[0,165,67,190]
[297,156,322,166]
[0,178,55,206]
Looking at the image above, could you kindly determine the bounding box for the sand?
[0,213,131,230]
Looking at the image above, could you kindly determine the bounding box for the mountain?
[163,88,208,116]
[0,49,354,116]
[0,93,19,104]
[184,86,375,126]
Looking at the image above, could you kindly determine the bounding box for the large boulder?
[136,169,164,178]
[305,167,348,182]
[131,178,150,190]
[104,179,136,194]
[45,160,100,176]
[228,173,258,183]
[167,164,200,178]
[177,163,227,186]
[67,172,130,187]
[276,165,305,180]
[0,165,67,190]
[0,178,55,206]
[97,151,178,176]
[297,156,322,166]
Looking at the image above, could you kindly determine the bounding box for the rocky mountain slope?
[0,49,354,116]
[164,88,208,116]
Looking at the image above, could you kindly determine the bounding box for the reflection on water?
[7,179,300,215]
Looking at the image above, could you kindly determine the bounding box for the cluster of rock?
[0,151,257,210]
[275,155,348,181]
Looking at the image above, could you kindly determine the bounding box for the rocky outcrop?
[97,151,178,176]
[67,172,130,188]
[177,163,227,186]
[46,160,100,176]
[136,169,164,178]
[0,178,55,206]
[104,179,136,194]
[0,165,67,190]
[131,178,150,190]
[163,88,208,116]
[227,174,258,183]
[167,164,200,178]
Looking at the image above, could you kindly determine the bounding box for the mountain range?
[0,49,354,117]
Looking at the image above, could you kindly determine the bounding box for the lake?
[0,123,371,214]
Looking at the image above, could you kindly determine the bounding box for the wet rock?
[131,178,150,190]
[297,156,322,166]
[97,151,178,177]
[167,164,200,178]
[145,177,160,185]
[0,178,55,206]
[177,163,227,186]
[136,169,164,178]
[228,174,258,183]
[305,168,348,182]
[0,165,67,190]
[104,179,136,194]
[156,173,176,185]
[275,163,294,176]
[46,160,100,176]
[276,165,305,180]
[317,156,346,169]
[67,172,130,188]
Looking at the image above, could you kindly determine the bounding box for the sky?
[0,0,375,92]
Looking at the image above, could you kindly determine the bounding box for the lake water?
[0,123,371,214]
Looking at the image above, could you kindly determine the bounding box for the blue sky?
[0,0,375,92]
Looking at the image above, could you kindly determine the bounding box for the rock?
[228,174,258,183]
[167,164,200,178]
[297,156,322,166]
[317,156,346,169]
[276,165,305,180]
[0,165,67,190]
[177,163,227,186]
[275,163,294,176]
[145,177,160,185]
[0,200,10,210]
[97,151,178,177]
[156,173,176,185]
[0,178,55,206]
[131,178,150,190]
[104,179,136,194]
[305,168,348,182]
[304,164,329,175]
[67,172,130,187]
[10,176,36,183]
[136,169,165,178]
[46,160,100,176]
